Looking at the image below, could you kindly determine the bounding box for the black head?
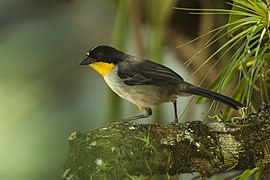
[80,45,125,65]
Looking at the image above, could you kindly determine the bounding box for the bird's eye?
[86,52,90,56]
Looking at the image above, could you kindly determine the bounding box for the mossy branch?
[62,104,270,179]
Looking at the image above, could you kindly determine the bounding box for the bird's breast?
[104,66,133,101]
[103,66,177,108]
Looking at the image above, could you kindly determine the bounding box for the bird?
[80,45,244,123]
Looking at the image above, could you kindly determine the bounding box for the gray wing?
[118,59,184,86]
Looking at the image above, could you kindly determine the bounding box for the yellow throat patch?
[89,62,114,77]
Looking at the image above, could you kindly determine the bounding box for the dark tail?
[184,86,244,110]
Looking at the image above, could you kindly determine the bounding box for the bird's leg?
[122,108,152,122]
[172,100,179,124]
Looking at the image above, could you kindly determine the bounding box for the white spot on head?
[90,45,98,51]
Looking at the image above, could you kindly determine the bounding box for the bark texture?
[62,104,270,179]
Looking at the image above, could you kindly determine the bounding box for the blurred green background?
[0,1,114,179]
[0,0,235,179]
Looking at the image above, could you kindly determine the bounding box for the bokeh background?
[0,0,233,179]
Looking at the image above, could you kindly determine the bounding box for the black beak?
[80,56,95,65]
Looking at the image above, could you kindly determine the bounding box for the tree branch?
[62,104,270,179]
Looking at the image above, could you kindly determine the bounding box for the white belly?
[104,67,137,104]
[103,66,168,108]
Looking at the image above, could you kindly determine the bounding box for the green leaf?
[236,167,262,180]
